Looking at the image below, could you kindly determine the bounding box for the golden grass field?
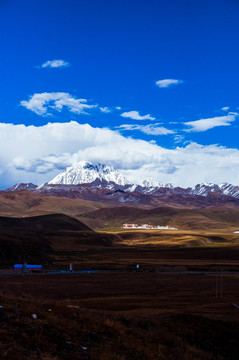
[1,194,239,358]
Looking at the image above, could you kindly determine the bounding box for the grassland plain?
[1,272,239,359]
[1,195,239,358]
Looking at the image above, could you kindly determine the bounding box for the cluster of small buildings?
[122,223,178,230]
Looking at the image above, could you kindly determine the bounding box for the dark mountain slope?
[0,214,116,266]
[0,213,93,232]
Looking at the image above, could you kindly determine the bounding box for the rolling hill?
[0,213,117,267]
[79,205,239,231]
[0,190,108,218]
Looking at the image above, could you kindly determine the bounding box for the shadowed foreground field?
[1,272,239,360]
[1,213,239,359]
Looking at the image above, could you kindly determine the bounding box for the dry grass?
[1,272,239,359]
[0,190,106,218]
[103,229,239,247]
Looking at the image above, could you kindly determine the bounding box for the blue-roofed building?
[14,264,42,273]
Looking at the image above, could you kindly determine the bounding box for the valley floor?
[1,210,239,359]
[1,271,239,359]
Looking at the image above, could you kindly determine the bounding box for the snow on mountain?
[140,178,174,190]
[190,183,221,197]
[164,183,174,189]
[219,183,239,198]
[48,161,130,186]
[5,161,239,201]
[5,183,38,192]
[188,182,239,198]
[127,184,138,192]
[141,178,163,188]
[49,163,175,191]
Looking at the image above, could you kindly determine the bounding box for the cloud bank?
[41,59,70,68]
[20,92,96,116]
[1,121,239,188]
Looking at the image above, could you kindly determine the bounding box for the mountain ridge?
[4,161,239,206]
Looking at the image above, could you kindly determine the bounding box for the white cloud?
[118,123,174,135]
[174,134,185,143]
[20,92,96,116]
[41,59,70,68]
[115,106,121,110]
[184,114,238,132]
[99,107,111,113]
[156,79,183,88]
[1,121,239,188]
[120,111,156,121]
[221,106,230,111]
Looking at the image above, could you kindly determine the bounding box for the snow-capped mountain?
[5,161,239,206]
[48,161,130,186]
[190,183,221,197]
[140,178,163,188]
[218,183,239,198]
[5,183,38,192]
[190,183,239,198]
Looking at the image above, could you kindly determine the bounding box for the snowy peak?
[218,183,239,198]
[141,178,163,188]
[48,161,130,186]
[189,182,239,198]
[190,183,221,197]
[49,163,174,190]
[140,178,174,190]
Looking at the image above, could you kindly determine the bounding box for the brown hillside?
[0,190,107,218]
[80,205,239,231]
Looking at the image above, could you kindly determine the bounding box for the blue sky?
[1,0,239,188]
